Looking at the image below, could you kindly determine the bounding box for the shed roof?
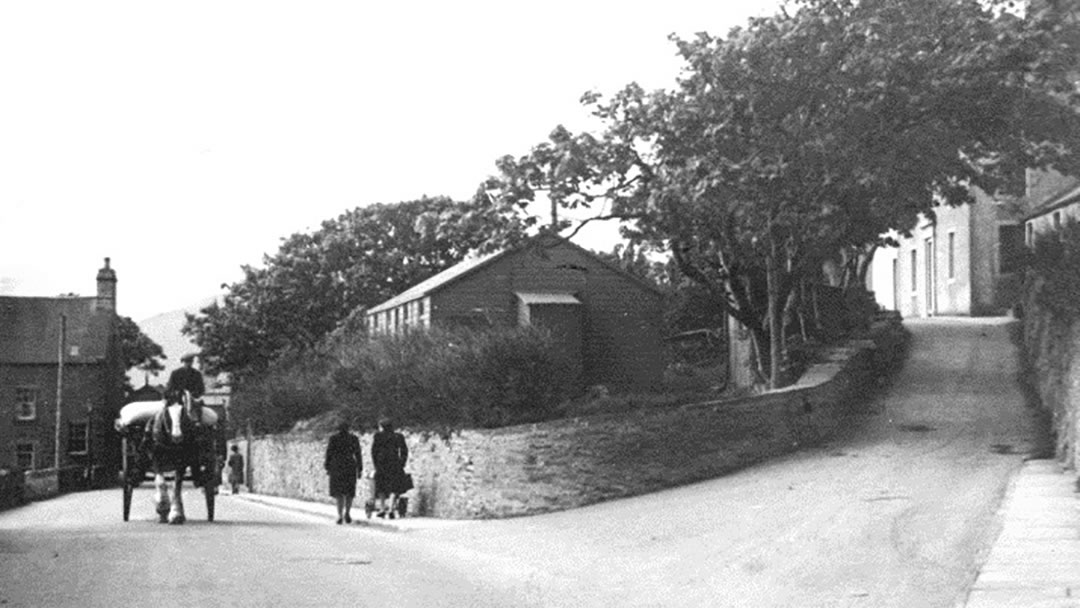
[515,292,581,305]
[364,235,664,317]
[0,296,113,364]
[365,248,505,315]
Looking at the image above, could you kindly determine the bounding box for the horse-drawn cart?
[116,398,222,523]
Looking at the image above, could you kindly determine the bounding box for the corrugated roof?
[0,296,112,364]
[365,249,507,315]
[515,292,581,305]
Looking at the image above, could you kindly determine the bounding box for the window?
[418,299,425,316]
[14,387,38,421]
[999,225,1025,274]
[1054,211,1062,230]
[910,249,917,291]
[1026,222,1034,247]
[15,442,34,470]
[68,422,88,454]
[947,232,955,280]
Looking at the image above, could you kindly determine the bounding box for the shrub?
[1028,219,1080,319]
[330,325,572,430]
[230,348,339,435]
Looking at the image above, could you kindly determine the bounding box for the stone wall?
[22,469,58,501]
[1019,287,1080,470]
[237,320,907,519]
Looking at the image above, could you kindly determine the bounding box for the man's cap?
[180,352,198,362]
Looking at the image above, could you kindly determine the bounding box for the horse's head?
[164,391,202,444]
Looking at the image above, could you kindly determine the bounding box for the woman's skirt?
[373,468,409,496]
[328,468,358,498]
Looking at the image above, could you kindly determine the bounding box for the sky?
[0,0,781,322]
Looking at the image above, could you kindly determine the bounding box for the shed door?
[527,303,584,391]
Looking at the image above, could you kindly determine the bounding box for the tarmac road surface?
[413,317,1047,607]
[0,486,541,608]
[0,318,1048,607]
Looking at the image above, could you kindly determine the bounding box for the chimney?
[96,257,117,312]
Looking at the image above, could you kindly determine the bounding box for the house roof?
[365,235,664,316]
[1024,182,1080,222]
[0,296,113,364]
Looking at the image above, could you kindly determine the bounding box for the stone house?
[870,188,1027,317]
[1022,170,1080,245]
[0,259,125,487]
[365,235,667,393]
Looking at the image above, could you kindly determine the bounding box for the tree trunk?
[766,237,782,390]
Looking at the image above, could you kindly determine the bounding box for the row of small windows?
[367,298,430,335]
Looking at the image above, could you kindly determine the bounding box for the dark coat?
[227,452,244,485]
[324,431,362,498]
[166,366,205,401]
[372,430,409,496]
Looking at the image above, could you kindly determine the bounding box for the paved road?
[0,318,1048,607]
[0,488,534,607]
[413,317,1047,607]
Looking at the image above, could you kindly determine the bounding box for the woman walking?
[226,445,244,494]
[324,420,362,524]
[371,418,409,518]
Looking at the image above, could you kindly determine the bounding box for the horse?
[140,391,215,524]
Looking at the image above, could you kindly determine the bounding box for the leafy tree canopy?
[183,195,526,382]
[485,0,1080,386]
[115,316,165,391]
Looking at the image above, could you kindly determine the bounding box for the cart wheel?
[205,485,215,522]
[122,483,133,522]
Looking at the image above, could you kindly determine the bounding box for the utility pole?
[54,314,66,472]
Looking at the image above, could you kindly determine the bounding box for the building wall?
[0,363,118,477]
[1027,201,1080,243]
[884,191,1021,318]
[868,240,899,312]
[431,242,665,391]
[935,203,975,315]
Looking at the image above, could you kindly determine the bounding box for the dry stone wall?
[1020,289,1080,471]
[237,321,907,519]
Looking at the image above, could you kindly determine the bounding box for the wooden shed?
[365,235,666,393]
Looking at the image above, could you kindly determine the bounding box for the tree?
[115,316,165,391]
[485,0,1080,388]
[183,195,526,382]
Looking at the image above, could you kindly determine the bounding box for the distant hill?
[128,297,217,387]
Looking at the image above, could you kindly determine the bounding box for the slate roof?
[1024,181,1080,221]
[0,296,112,364]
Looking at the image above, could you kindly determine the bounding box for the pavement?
[964,459,1080,608]
[229,490,473,533]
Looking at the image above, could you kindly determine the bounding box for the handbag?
[401,473,414,493]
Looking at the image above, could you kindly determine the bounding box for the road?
[0,486,540,608]
[0,318,1047,607]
